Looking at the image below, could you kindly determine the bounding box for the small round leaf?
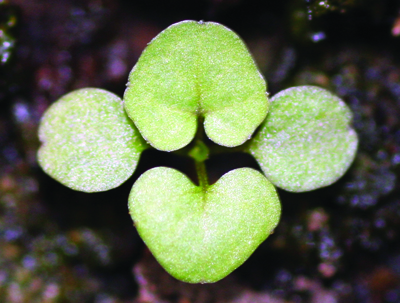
[249,86,358,192]
[38,88,146,192]
[129,167,281,283]
[124,20,268,151]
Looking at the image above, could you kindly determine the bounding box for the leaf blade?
[129,166,281,283]
[124,20,268,151]
[38,88,146,192]
[249,86,358,192]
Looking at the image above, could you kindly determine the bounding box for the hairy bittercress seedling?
[37,20,358,283]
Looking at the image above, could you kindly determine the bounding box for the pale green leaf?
[249,86,358,192]
[38,88,147,192]
[124,20,268,151]
[129,167,281,283]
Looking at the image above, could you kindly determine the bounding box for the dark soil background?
[1,0,400,302]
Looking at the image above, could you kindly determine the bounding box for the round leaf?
[124,20,268,151]
[38,88,146,192]
[248,86,358,192]
[129,167,281,283]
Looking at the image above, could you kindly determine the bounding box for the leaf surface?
[249,86,358,192]
[124,20,268,151]
[129,167,281,283]
[38,88,146,192]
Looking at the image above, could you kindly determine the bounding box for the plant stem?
[195,160,209,189]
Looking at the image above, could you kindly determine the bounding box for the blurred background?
[1,0,400,302]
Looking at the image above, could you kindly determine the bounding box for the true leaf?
[248,86,358,192]
[124,20,268,151]
[38,88,146,192]
[128,166,281,283]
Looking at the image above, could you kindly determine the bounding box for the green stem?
[195,160,209,189]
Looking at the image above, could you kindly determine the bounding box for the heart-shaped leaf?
[38,88,147,192]
[248,86,358,192]
[124,20,268,151]
[128,167,281,283]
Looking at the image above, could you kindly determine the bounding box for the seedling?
[37,20,358,283]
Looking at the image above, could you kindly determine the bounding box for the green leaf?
[129,167,281,283]
[38,88,147,193]
[124,20,268,151]
[248,86,358,192]
[188,139,209,162]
